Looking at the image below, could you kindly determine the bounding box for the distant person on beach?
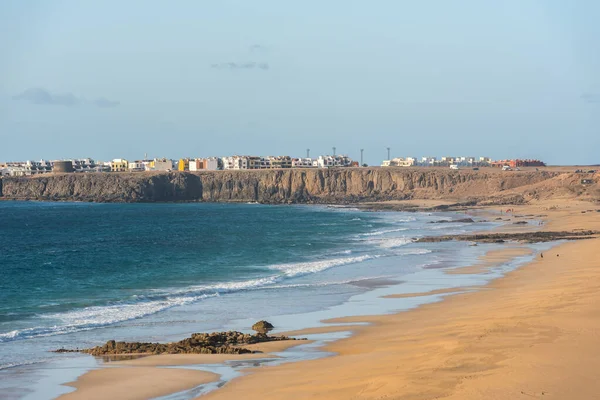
[541,253,544,258]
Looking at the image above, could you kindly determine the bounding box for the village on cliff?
[0,153,546,177]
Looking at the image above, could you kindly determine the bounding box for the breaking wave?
[0,256,375,344]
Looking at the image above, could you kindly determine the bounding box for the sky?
[1,0,599,165]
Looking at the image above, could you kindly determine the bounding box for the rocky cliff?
[0,168,597,204]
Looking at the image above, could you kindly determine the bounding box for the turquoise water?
[0,201,513,398]
[0,203,391,347]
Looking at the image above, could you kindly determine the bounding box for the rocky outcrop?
[416,230,598,244]
[429,218,475,224]
[54,330,298,356]
[252,320,274,333]
[1,168,588,204]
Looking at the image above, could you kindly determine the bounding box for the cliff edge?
[0,168,598,205]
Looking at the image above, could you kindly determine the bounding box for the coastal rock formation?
[0,169,597,204]
[55,331,298,356]
[416,230,598,244]
[252,320,274,333]
[429,218,475,223]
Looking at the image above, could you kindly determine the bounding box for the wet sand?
[447,246,533,274]
[60,367,217,400]
[57,340,308,399]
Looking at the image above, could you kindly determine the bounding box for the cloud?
[249,44,269,53]
[581,92,600,104]
[210,62,270,71]
[92,97,120,108]
[12,88,119,108]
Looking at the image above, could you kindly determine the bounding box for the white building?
[317,155,352,168]
[141,160,154,171]
[222,156,250,170]
[7,166,27,176]
[381,157,415,167]
[205,158,220,170]
[128,161,146,172]
[292,158,317,168]
[420,157,437,166]
[26,160,53,174]
[2,160,54,176]
[69,158,99,173]
[189,158,220,171]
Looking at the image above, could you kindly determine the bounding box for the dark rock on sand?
[429,218,475,224]
[56,330,298,356]
[252,320,274,333]
[416,230,598,244]
[513,221,528,225]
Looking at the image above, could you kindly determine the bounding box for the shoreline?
[51,199,600,399]
[197,200,600,399]
[3,198,597,399]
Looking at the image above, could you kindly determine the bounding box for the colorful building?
[490,159,546,168]
[110,159,129,172]
[178,158,190,171]
[189,158,220,171]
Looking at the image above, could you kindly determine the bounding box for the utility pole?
[306,148,310,158]
[386,147,391,160]
[360,149,364,166]
[332,147,336,156]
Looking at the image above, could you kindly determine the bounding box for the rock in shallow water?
[54,331,298,356]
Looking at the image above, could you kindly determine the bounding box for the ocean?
[0,201,547,399]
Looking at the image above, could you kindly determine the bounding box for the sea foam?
[0,256,375,343]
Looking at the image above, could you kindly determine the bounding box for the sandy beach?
[58,198,600,399]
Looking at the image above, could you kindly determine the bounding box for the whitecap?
[377,237,414,249]
[268,255,376,277]
[361,228,409,236]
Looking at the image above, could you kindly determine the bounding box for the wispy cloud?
[249,44,269,53]
[581,92,600,104]
[12,88,120,108]
[92,97,120,108]
[210,62,270,71]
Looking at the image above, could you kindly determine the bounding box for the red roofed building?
[491,159,546,168]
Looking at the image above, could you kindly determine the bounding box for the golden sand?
[60,367,217,400]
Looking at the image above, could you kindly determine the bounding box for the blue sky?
[1,0,599,165]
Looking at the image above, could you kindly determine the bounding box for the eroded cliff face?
[0,168,583,204]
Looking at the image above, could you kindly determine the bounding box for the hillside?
[0,168,598,205]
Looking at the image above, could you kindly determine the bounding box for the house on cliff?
[110,159,129,172]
